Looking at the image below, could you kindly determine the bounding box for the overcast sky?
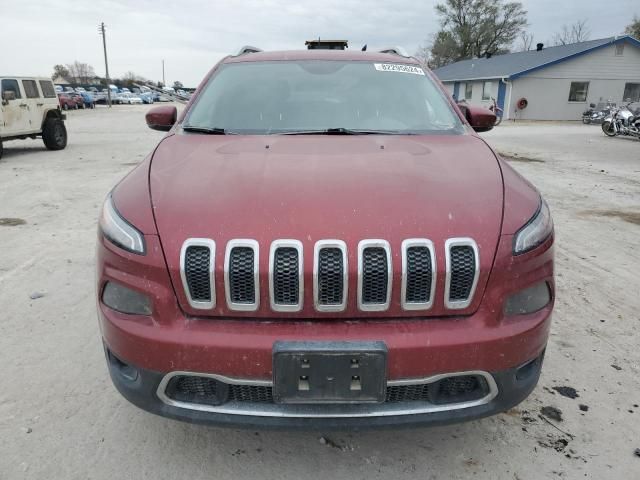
[1,0,636,87]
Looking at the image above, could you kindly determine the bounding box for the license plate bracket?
[273,341,387,404]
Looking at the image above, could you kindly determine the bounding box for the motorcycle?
[583,102,613,124]
[601,102,640,139]
[582,103,597,124]
[489,97,503,126]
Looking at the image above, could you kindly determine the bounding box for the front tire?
[42,118,68,151]
[0,139,3,160]
[602,121,617,137]
[494,115,503,126]
[582,117,590,124]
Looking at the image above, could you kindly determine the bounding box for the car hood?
[150,133,503,318]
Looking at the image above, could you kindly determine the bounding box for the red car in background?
[57,93,76,110]
[96,47,554,429]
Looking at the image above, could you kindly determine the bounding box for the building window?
[1,79,22,99]
[615,43,625,56]
[623,83,640,102]
[482,81,493,100]
[465,82,473,100]
[568,81,589,102]
[22,80,40,99]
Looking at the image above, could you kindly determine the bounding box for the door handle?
[36,103,44,106]
[19,103,28,108]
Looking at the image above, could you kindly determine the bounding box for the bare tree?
[552,19,590,46]
[51,64,70,81]
[425,0,528,68]
[66,61,96,84]
[518,31,534,51]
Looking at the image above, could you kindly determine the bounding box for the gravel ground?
[0,106,638,479]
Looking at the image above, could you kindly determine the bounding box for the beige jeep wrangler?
[0,77,68,160]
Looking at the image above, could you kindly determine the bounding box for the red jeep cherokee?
[97,47,554,428]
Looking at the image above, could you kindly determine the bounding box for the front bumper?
[105,346,545,429]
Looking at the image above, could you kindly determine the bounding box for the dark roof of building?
[434,35,640,81]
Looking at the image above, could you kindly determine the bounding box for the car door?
[1,79,31,135]
[21,79,43,130]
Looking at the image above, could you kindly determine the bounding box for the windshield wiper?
[279,128,399,135]
[182,125,233,135]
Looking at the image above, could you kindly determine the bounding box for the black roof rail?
[236,46,263,56]
[378,46,410,57]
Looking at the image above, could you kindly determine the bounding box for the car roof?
[223,50,421,65]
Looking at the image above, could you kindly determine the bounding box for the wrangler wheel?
[42,118,68,151]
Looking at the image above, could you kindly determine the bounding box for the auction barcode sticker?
[374,63,425,75]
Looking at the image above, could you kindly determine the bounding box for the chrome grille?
[180,239,215,309]
[358,240,391,311]
[270,240,303,311]
[445,238,479,309]
[178,237,480,313]
[225,240,259,311]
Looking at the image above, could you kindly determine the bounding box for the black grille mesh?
[273,247,299,305]
[318,248,344,305]
[167,375,220,406]
[362,247,388,304]
[164,374,488,407]
[184,246,211,302]
[229,247,255,304]
[405,246,433,303]
[449,245,476,301]
[229,384,274,403]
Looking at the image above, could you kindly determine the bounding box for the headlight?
[513,199,553,255]
[99,194,146,254]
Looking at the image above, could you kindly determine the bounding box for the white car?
[119,93,143,105]
[1,76,68,159]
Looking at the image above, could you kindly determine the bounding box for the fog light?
[504,282,550,316]
[102,281,152,315]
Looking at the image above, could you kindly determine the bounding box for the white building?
[434,36,640,121]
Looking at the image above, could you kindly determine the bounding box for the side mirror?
[145,105,177,131]
[458,103,496,132]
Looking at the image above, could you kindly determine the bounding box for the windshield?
[184,61,464,134]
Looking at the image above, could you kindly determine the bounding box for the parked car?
[119,93,143,105]
[68,92,85,108]
[139,92,154,104]
[97,47,554,429]
[1,77,67,159]
[80,92,95,109]
[57,92,77,110]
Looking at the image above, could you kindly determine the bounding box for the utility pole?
[98,22,112,108]
[162,59,165,87]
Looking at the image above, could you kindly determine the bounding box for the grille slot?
[180,239,215,309]
[358,241,391,311]
[225,240,259,311]
[314,241,347,312]
[270,241,303,311]
[445,239,479,309]
[402,240,435,310]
